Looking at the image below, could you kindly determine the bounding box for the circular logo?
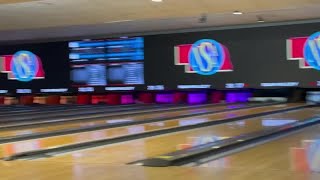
[11,51,39,82]
[189,39,224,75]
[304,32,320,70]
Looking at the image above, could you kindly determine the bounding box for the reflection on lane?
[290,138,320,173]
[31,107,320,165]
[0,103,251,138]
[0,104,300,159]
[198,123,320,174]
[262,119,298,127]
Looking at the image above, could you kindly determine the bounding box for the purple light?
[121,95,134,104]
[156,93,174,104]
[226,92,252,103]
[227,104,246,109]
[188,93,207,104]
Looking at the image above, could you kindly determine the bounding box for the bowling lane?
[0,103,255,138]
[0,104,104,115]
[0,103,221,126]
[198,123,320,174]
[0,104,166,123]
[0,103,299,158]
[32,105,320,165]
[0,104,134,117]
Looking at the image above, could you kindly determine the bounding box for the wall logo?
[0,51,45,82]
[287,32,320,70]
[304,32,320,70]
[174,39,233,75]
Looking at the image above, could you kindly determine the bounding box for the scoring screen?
[69,37,145,92]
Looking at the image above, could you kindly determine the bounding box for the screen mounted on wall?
[69,37,145,91]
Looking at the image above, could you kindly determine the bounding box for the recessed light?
[104,20,133,24]
[233,11,243,15]
[152,0,163,2]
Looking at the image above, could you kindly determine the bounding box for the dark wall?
[1,22,320,92]
[144,23,320,88]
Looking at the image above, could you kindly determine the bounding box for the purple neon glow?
[226,92,252,103]
[156,94,174,103]
[121,95,134,104]
[188,93,207,104]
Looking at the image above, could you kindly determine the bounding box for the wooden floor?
[33,106,319,165]
[0,103,300,158]
[1,161,318,180]
[1,103,320,179]
[196,124,320,179]
[0,103,247,138]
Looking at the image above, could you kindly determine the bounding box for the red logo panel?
[174,44,234,73]
[287,37,311,68]
[0,54,45,80]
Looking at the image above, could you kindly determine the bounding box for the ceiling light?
[104,20,133,24]
[152,0,163,2]
[233,11,243,15]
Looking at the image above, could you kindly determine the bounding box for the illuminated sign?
[174,39,233,75]
[16,89,32,94]
[177,84,211,89]
[0,51,45,82]
[78,87,95,92]
[147,85,165,90]
[0,90,8,94]
[40,88,69,93]
[260,82,299,87]
[287,32,320,70]
[225,83,246,89]
[105,87,135,91]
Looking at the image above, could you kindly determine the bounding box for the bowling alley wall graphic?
[0,51,45,82]
[174,39,234,75]
[287,32,320,70]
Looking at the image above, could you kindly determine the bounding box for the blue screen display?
[69,37,144,62]
[71,63,144,86]
[69,37,145,89]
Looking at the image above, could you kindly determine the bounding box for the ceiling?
[0,0,320,43]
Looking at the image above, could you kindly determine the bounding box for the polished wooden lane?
[3,161,319,180]
[0,104,165,126]
[33,106,320,165]
[0,103,300,158]
[199,120,320,175]
[0,103,252,138]
[0,104,123,117]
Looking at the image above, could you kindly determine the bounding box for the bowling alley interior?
[1,0,320,179]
